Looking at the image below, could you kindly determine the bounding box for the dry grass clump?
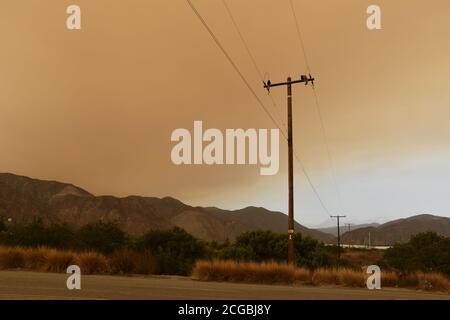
[23,247,47,269]
[311,268,341,285]
[75,251,109,274]
[192,260,296,284]
[338,268,366,287]
[109,249,139,274]
[0,245,448,293]
[416,272,450,292]
[0,245,157,276]
[382,271,399,287]
[133,251,157,275]
[109,249,156,275]
[192,260,450,292]
[311,267,391,288]
[42,248,76,273]
[294,267,311,283]
[398,272,420,287]
[0,246,26,269]
[194,261,367,287]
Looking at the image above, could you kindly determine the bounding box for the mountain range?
[341,214,450,245]
[1,172,449,245]
[0,173,334,243]
[317,223,380,237]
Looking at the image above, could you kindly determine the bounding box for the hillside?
[0,173,335,243]
[341,214,450,245]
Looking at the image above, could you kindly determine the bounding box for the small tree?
[4,218,47,247]
[218,230,336,269]
[383,232,450,276]
[76,221,126,254]
[137,227,206,275]
[220,230,286,262]
[0,217,6,232]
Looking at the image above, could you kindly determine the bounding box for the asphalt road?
[0,270,449,300]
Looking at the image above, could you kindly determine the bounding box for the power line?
[289,0,310,71]
[185,0,333,218]
[311,86,344,211]
[220,0,331,218]
[221,0,286,129]
[221,0,335,219]
[222,0,333,219]
[289,0,344,213]
[293,152,331,216]
[221,0,263,81]
[185,0,283,134]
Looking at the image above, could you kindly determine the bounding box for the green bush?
[0,219,75,249]
[76,221,126,254]
[219,230,286,262]
[383,232,450,277]
[136,227,206,275]
[0,217,6,232]
[41,224,75,249]
[218,230,336,269]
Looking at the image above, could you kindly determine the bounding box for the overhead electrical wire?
[185,0,333,217]
[185,0,284,136]
[289,0,344,215]
[221,0,332,217]
[221,0,287,129]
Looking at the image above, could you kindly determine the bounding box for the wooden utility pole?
[263,74,314,265]
[331,215,346,259]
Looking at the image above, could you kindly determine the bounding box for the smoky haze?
[1,0,450,226]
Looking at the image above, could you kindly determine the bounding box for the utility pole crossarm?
[263,75,314,92]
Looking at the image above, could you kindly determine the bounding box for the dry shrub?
[109,249,156,275]
[247,261,295,283]
[416,272,450,292]
[43,248,76,273]
[194,261,368,287]
[311,268,341,285]
[23,247,47,270]
[193,260,240,282]
[382,271,399,287]
[134,251,157,275]
[338,268,366,287]
[192,260,295,284]
[109,249,138,274]
[76,251,109,275]
[0,246,26,269]
[398,272,419,288]
[294,268,311,283]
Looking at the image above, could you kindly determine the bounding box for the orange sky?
[1,0,450,226]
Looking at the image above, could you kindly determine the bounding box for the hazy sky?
[1,0,450,227]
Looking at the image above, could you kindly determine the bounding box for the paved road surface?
[0,271,448,300]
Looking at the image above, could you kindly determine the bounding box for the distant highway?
[0,271,448,300]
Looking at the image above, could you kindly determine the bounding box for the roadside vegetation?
[192,260,450,291]
[0,217,448,292]
[0,218,205,275]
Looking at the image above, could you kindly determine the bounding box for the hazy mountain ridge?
[341,214,450,245]
[0,173,334,243]
[317,223,380,237]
